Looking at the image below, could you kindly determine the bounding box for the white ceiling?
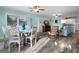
[3,6,79,17]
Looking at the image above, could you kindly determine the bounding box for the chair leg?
[8,43,10,52]
[30,39,32,47]
[26,38,27,44]
[35,38,37,44]
[18,43,20,52]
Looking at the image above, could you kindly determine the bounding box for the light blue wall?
[0,9,2,38]
[0,7,51,39]
[0,7,63,39]
[0,8,6,38]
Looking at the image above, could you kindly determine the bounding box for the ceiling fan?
[28,6,45,13]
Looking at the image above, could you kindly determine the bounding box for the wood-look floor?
[0,31,79,53]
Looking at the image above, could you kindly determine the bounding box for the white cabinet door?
[76,18,79,30]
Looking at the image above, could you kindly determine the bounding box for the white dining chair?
[25,27,37,47]
[8,27,21,52]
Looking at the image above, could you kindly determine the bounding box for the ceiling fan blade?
[34,6,40,8]
[58,15,62,17]
[39,9,45,11]
[30,10,33,12]
[28,7,33,9]
[33,6,40,9]
[37,11,39,13]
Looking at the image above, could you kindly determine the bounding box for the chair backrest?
[30,27,37,38]
[7,26,20,39]
[33,27,37,34]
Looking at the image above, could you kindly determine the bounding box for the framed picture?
[7,15,17,26]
